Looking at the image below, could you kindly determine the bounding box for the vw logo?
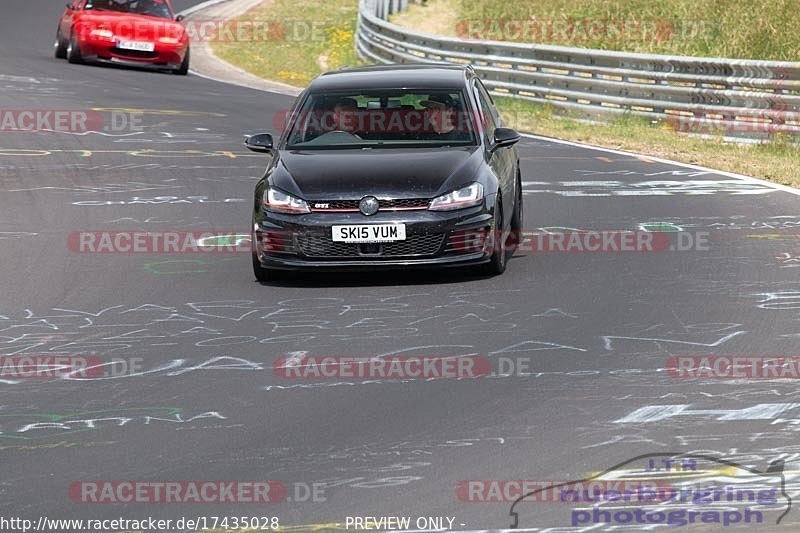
[359,196,380,216]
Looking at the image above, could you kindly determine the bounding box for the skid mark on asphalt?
[523,178,776,197]
[0,148,263,159]
[0,407,226,440]
[91,107,227,118]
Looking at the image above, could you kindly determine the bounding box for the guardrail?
[356,0,800,139]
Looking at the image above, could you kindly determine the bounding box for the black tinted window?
[474,81,498,136]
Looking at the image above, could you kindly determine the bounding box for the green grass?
[392,0,800,60]
[212,0,359,87]
[212,0,800,189]
[495,96,800,189]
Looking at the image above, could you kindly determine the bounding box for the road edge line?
[520,133,800,197]
[176,0,233,18]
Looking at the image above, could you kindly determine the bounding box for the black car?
[246,64,523,280]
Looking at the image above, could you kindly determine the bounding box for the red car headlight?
[89,28,114,40]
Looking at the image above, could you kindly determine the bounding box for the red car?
[55,0,190,75]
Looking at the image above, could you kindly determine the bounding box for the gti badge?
[359,196,380,216]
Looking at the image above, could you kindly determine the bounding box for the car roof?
[307,64,474,92]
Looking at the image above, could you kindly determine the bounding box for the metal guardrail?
[356,0,800,138]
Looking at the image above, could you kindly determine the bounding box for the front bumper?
[79,37,186,69]
[253,204,494,271]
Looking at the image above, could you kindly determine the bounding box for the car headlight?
[89,29,114,39]
[428,183,484,211]
[262,188,310,214]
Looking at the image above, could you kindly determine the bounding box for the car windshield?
[84,0,173,19]
[285,89,479,149]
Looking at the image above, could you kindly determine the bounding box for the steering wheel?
[326,130,362,140]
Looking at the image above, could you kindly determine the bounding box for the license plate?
[332,224,406,243]
[117,41,155,52]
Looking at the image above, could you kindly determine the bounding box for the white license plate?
[332,224,406,243]
[117,41,155,52]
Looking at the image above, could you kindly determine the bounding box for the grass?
[495,97,800,188]
[212,0,359,87]
[211,0,800,189]
[391,0,800,60]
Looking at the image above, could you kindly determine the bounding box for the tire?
[480,197,508,276]
[508,169,524,252]
[54,29,67,59]
[67,33,82,64]
[174,48,189,75]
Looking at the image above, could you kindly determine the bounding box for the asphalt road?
[1,1,800,531]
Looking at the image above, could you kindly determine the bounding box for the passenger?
[420,96,469,141]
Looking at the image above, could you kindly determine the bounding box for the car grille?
[297,233,444,258]
[110,47,158,59]
[310,198,430,212]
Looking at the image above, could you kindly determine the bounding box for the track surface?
[1,1,799,530]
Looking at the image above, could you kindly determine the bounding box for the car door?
[473,79,515,226]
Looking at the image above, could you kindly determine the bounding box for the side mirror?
[245,133,274,153]
[492,127,520,150]
[175,14,185,22]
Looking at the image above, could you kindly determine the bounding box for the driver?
[332,97,359,134]
[420,95,469,141]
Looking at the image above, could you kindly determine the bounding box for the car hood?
[270,147,483,201]
[76,11,184,40]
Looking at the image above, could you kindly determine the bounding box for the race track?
[1,1,800,530]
